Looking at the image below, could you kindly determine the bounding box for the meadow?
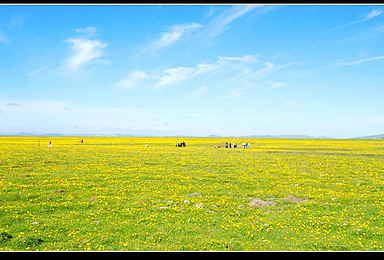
[0,136,384,251]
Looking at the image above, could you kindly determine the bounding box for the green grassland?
[0,137,384,251]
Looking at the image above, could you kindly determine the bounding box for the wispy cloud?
[0,29,8,44]
[75,26,97,37]
[184,86,207,97]
[155,66,197,87]
[145,23,201,52]
[255,62,274,74]
[365,9,383,20]
[336,55,384,66]
[265,80,286,89]
[205,6,214,17]
[114,70,149,90]
[154,54,258,88]
[64,27,108,72]
[143,5,274,54]
[218,54,258,63]
[333,8,383,31]
[203,5,262,37]
[28,65,50,77]
[224,82,262,99]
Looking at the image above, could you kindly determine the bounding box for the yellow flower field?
[0,137,384,251]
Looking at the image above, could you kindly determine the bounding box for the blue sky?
[0,4,383,138]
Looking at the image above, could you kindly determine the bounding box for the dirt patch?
[188,192,203,197]
[285,195,307,203]
[248,198,276,208]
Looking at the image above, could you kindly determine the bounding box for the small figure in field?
[80,139,84,143]
[176,141,186,147]
[48,140,52,147]
[145,144,148,147]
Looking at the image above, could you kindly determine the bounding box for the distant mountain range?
[1,132,383,139]
[237,135,332,139]
[351,134,384,139]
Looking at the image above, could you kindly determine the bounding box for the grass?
[0,137,384,251]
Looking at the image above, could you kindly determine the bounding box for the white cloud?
[154,54,257,88]
[28,65,50,77]
[114,70,149,90]
[184,86,207,97]
[0,29,8,44]
[336,55,384,66]
[206,6,214,17]
[365,9,383,20]
[265,80,286,89]
[65,38,107,71]
[75,26,97,37]
[242,61,296,80]
[224,82,262,99]
[64,27,108,72]
[203,5,261,37]
[155,66,196,87]
[218,54,258,63]
[333,8,383,31]
[146,23,201,52]
[255,62,274,74]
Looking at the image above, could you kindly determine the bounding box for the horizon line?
[1,132,383,139]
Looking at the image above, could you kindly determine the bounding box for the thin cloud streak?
[114,70,149,90]
[203,5,262,37]
[145,23,201,53]
[184,86,207,97]
[332,8,383,31]
[154,54,258,88]
[336,55,384,66]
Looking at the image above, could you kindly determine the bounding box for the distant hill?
[351,134,384,139]
[208,134,333,139]
[239,135,332,139]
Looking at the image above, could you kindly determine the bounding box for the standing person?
[48,140,52,147]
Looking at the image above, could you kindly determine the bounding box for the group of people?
[176,141,187,147]
[214,142,251,149]
[46,139,252,149]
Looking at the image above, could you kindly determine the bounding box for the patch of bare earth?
[248,198,276,208]
[285,195,307,203]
